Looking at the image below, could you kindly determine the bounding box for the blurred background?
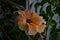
[0,0,60,40]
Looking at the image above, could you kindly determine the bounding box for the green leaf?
[54,7,60,16]
[34,0,48,7]
[8,26,28,40]
[50,0,57,5]
[46,5,51,15]
[49,20,57,40]
[47,20,55,26]
[49,12,54,18]
[39,8,49,21]
[40,0,48,6]
[49,29,57,40]
[40,8,45,16]
[18,32,28,40]
[46,5,54,18]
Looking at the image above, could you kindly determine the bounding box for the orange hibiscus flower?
[15,10,46,35]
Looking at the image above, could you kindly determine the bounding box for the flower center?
[26,19,32,23]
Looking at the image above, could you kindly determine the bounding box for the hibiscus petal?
[30,23,38,31]
[25,10,31,19]
[31,11,43,25]
[19,23,28,31]
[37,24,46,33]
[17,10,26,18]
[15,10,27,30]
[27,23,37,35]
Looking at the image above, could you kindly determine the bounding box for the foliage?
[30,0,59,40]
[0,0,60,40]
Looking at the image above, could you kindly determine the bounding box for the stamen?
[26,19,32,23]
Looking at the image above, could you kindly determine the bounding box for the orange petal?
[15,10,27,31]
[38,17,46,25]
[25,10,31,19]
[17,10,26,18]
[37,24,46,33]
[27,23,37,35]
[31,11,43,25]
[19,23,29,31]
[30,23,38,31]
[17,14,26,26]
